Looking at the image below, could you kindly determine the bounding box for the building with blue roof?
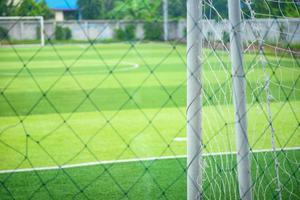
[36,0,80,21]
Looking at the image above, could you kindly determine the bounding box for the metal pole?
[20,21,24,40]
[163,0,168,41]
[228,1,252,199]
[40,16,45,46]
[187,0,202,199]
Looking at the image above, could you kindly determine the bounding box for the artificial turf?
[0,150,299,199]
[0,42,299,199]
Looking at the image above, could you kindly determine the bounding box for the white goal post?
[0,16,45,46]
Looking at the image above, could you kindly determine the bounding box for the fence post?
[20,21,24,40]
[228,1,252,199]
[187,0,202,199]
[40,16,45,46]
[163,0,168,41]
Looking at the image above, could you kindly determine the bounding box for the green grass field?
[0,42,299,199]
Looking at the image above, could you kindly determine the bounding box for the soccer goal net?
[186,0,300,199]
[0,16,44,46]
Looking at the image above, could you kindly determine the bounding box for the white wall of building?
[55,11,64,22]
[0,19,300,43]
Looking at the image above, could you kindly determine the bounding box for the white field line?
[0,42,122,48]
[0,44,42,48]
[174,137,187,142]
[0,62,139,76]
[0,146,299,174]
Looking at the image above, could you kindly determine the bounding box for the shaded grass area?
[0,150,299,200]
[0,79,298,116]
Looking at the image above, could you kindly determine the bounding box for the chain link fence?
[0,0,299,199]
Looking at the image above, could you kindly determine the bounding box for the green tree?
[168,0,186,19]
[103,0,115,13]
[109,0,161,20]
[0,0,15,16]
[201,0,228,20]
[77,0,103,19]
[243,0,299,18]
[77,0,116,19]
[16,0,53,19]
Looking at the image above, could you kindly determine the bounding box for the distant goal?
[0,16,45,46]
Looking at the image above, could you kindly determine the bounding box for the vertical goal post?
[186,0,202,199]
[228,0,252,199]
[163,0,168,41]
[0,16,45,46]
[187,0,253,199]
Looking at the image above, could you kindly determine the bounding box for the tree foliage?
[168,0,186,19]
[244,0,300,18]
[55,26,72,40]
[109,0,161,20]
[0,0,53,19]
[1,0,299,20]
[0,0,15,16]
[17,0,53,19]
[204,0,228,20]
[114,24,136,40]
[144,21,162,40]
[77,0,116,19]
[106,0,299,20]
[77,0,103,19]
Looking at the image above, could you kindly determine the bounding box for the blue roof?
[36,0,78,11]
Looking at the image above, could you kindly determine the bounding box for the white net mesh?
[198,0,300,199]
